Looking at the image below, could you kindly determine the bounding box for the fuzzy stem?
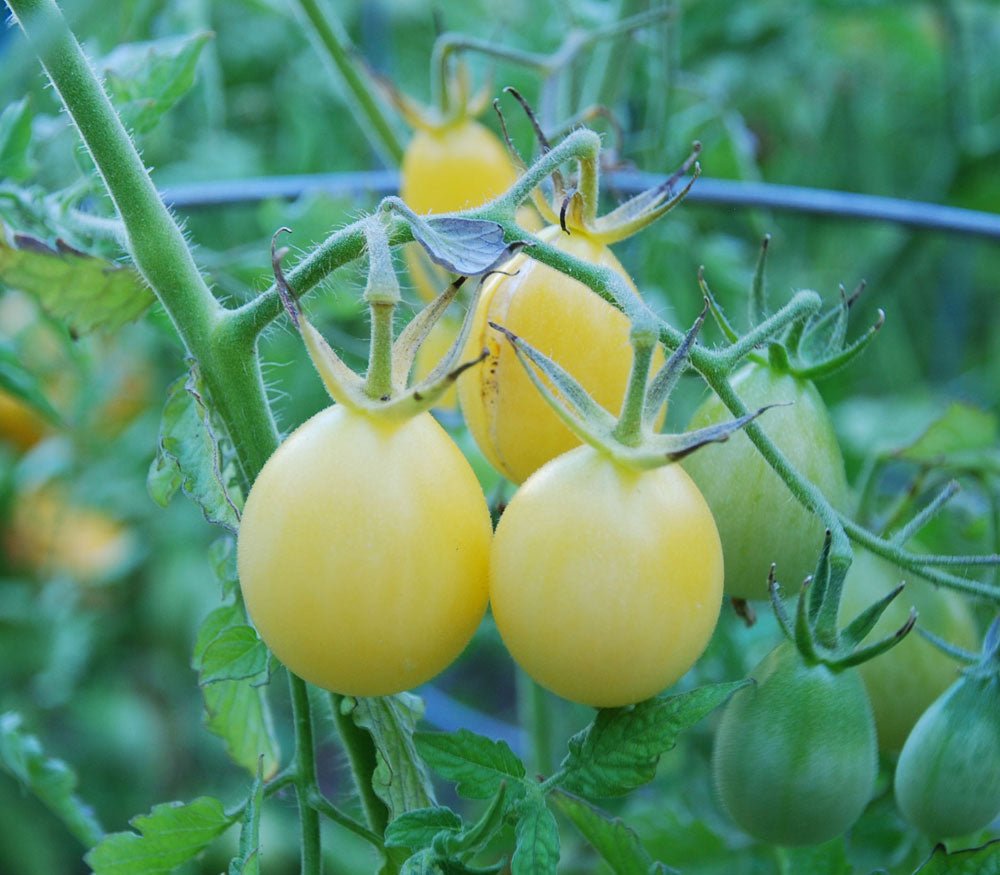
[612,327,656,446]
[290,675,323,875]
[291,0,405,167]
[365,304,395,400]
[328,694,390,836]
[517,672,555,779]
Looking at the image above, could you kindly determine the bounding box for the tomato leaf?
[0,98,34,182]
[146,450,182,508]
[414,729,527,800]
[84,797,232,875]
[228,763,263,875]
[913,840,1000,875]
[559,681,749,798]
[192,603,280,779]
[552,791,674,875]
[0,712,103,849]
[408,215,516,276]
[0,224,152,334]
[776,839,852,875]
[199,626,270,685]
[511,793,560,875]
[157,368,242,532]
[384,806,463,850]
[100,33,213,135]
[349,695,437,820]
[895,402,999,472]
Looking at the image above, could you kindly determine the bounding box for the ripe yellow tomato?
[458,226,662,485]
[237,405,492,697]
[839,548,979,752]
[489,445,724,707]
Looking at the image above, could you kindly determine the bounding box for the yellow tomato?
[459,226,662,485]
[839,548,979,752]
[237,405,492,697]
[489,445,724,707]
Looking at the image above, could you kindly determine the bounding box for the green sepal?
[792,309,884,381]
[697,267,739,343]
[838,582,906,650]
[391,277,467,393]
[643,302,706,430]
[748,234,770,328]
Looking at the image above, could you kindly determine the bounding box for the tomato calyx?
[489,303,770,472]
[270,223,488,421]
[769,531,919,672]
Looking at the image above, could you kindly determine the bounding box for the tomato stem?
[612,326,656,447]
[289,674,324,875]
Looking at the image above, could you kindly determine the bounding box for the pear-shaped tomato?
[489,444,723,707]
[459,226,663,485]
[237,405,491,696]
[713,642,877,845]
[683,362,849,599]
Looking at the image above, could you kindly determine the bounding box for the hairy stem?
[290,675,323,875]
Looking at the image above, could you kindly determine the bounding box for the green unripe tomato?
[895,673,1000,839]
[712,642,877,845]
[683,362,849,600]
[839,549,979,752]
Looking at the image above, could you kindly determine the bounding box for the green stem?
[328,694,390,836]
[611,328,656,446]
[364,304,395,399]
[517,672,554,779]
[307,792,384,849]
[292,0,405,167]
[290,675,323,875]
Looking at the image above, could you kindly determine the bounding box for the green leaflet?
[84,797,232,875]
[414,729,527,800]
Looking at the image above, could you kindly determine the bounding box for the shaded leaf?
[511,795,559,875]
[146,450,182,508]
[561,681,748,798]
[913,840,1000,875]
[101,33,213,134]
[895,402,998,471]
[410,216,515,275]
[84,797,231,875]
[0,712,103,848]
[415,729,526,800]
[0,98,33,182]
[777,838,851,875]
[199,625,269,685]
[0,224,151,333]
[553,791,673,875]
[228,763,263,875]
[350,694,436,820]
[0,340,62,425]
[385,807,463,850]
[158,368,242,532]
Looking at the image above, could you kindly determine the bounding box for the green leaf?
[914,840,1000,875]
[511,795,559,875]
[0,712,103,848]
[896,402,999,472]
[777,839,851,875]
[561,681,749,798]
[146,450,182,508]
[0,98,33,182]
[349,694,436,820]
[415,729,526,800]
[0,340,62,425]
[84,797,232,875]
[193,603,280,778]
[399,849,444,875]
[553,791,673,875]
[158,368,242,532]
[100,33,213,134]
[385,807,463,850]
[199,625,269,684]
[408,215,515,276]
[209,536,241,599]
[228,764,263,875]
[0,224,152,334]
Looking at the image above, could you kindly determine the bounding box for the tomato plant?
[712,641,877,846]
[839,548,980,751]
[683,360,849,600]
[489,443,723,707]
[237,404,491,696]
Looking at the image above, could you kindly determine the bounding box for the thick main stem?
[290,676,323,875]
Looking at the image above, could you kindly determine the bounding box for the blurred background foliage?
[0,0,998,872]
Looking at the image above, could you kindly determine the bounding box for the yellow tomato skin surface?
[839,549,979,752]
[237,406,492,697]
[459,227,661,485]
[489,446,724,708]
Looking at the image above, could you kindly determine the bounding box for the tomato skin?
[894,673,1000,839]
[237,405,492,697]
[683,363,849,600]
[489,445,723,708]
[839,549,979,752]
[712,642,877,845]
[459,226,662,485]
